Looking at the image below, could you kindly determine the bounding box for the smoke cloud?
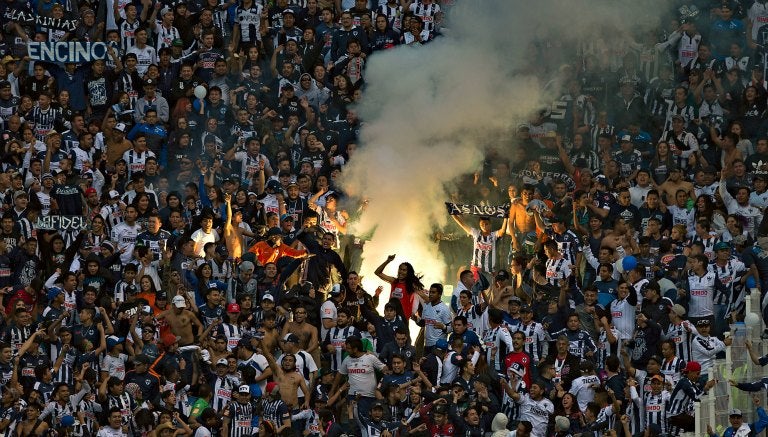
[340,0,667,290]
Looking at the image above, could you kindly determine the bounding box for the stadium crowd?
[5,0,768,436]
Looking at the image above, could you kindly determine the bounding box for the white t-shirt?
[127,45,158,76]
[319,300,337,340]
[569,374,600,410]
[339,354,386,398]
[100,353,128,380]
[191,229,219,257]
[111,222,142,264]
[517,394,554,437]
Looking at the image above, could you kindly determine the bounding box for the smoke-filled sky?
[340,0,666,288]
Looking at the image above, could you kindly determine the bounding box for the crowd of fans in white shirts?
[8,0,768,437]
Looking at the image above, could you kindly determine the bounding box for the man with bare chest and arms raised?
[507,184,538,258]
[157,295,203,346]
[262,345,310,411]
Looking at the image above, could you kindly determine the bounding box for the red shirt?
[390,280,416,317]
[505,350,532,388]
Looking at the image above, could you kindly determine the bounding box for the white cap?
[172,295,186,308]
[108,190,121,199]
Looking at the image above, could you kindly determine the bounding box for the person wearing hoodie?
[492,414,533,437]
[295,73,329,108]
[371,13,400,51]
[490,413,511,437]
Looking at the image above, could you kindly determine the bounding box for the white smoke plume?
[340,0,667,290]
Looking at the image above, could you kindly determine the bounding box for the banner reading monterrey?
[27,42,108,63]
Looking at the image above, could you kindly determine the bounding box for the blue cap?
[106,335,125,349]
[266,180,282,192]
[47,287,63,301]
[434,339,449,350]
[60,415,75,427]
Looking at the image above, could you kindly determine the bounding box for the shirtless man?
[157,295,204,346]
[600,217,638,256]
[281,306,319,363]
[488,270,515,310]
[205,333,231,366]
[658,167,695,206]
[263,347,310,410]
[224,193,256,260]
[259,310,281,356]
[507,184,537,258]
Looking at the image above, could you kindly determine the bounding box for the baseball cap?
[114,123,126,133]
[267,227,282,237]
[730,409,743,417]
[41,173,54,181]
[714,242,731,251]
[266,381,279,395]
[684,361,702,372]
[227,303,241,313]
[280,214,294,222]
[106,335,125,349]
[216,358,229,366]
[508,296,522,305]
[329,284,342,296]
[160,5,173,15]
[262,293,275,302]
[266,180,282,192]
[555,416,570,432]
[60,415,76,427]
[47,287,63,301]
[162,334,180,347]
[85,187,97,196]
[495,270,510,281]
[143,78,156,87]
[238,384,250,394]
[671,114,685,121]
[696,319,711,326]
[520,304,532,313]
[239,261,255,272]
[108,190,121,199]
[671,304,686,316]
[172,38,184,47]
[620,134,632,143]
[283,333,299,343]
[0,80,9,89]
[172,295,186,308]
[434,339,449,351]
[371,401,385,410]
[650,374,664,383]
[594,174,609,185]
[133,354,152,364]
[508,362,525,377]
[282,8,295,15]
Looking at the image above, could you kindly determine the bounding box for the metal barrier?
[688,290,764,437]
